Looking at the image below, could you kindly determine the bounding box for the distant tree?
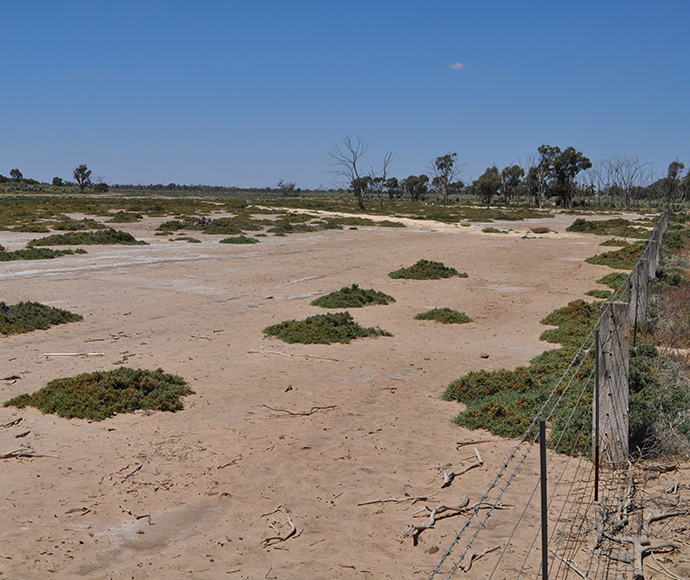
[73,164,92,191]
[94,182,109,192]
[430,152,464,206]
[475,166,501,206]
[9,168,23,182]
[499,164,524,204]
[52,177,64,187]
[329,136,368,210]
[385,176,401,200]
[369,151,394,211]
[277,179,297,197]
[664,160,685,208]
[550,147,591,207]
[402,174,429,202]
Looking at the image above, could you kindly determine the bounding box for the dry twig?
[261,404,337,417]
[463,545,501,572]
[262,515,296,547]
[440,448,483,488]
[403,496,470,540]
[358,495,434,506]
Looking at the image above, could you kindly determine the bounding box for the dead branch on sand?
[403,496,470,540]
[261,404,337,417]
[358,495,434,506]
[439,448,483,488]
[1,417,23,429]
[463,545,501,572]
[262,515,297,547]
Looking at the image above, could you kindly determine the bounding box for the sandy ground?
[0,210,672,579]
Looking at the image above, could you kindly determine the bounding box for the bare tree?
[369,151,394,211]
[601,156,648,210]
[328,136,369,210]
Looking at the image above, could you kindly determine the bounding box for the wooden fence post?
[596,301,630,466]
[629,258,649,327]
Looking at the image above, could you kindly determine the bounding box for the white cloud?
[449,62,466,70]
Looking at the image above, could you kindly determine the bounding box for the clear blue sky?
[2,1,688,188]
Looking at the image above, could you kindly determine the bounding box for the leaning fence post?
[596,301,630,466]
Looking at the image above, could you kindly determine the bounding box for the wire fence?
[427,212,670,580]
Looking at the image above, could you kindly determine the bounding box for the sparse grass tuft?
[3,367,194,421]
[311,284,395,308]
[415,308,472,324]
[389,259,467,280]
[263,312,392,344]
[0,301,82,335]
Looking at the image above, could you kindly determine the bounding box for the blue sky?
[1,1,688,188]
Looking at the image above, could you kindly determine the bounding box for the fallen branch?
[119,504,152,524]
[549,548,588,579]
[358,495,434,506]
[43,352,104,357]
[247,349,342,362]
[1,418,22,429]
[217,455,242,469]
[262,515,296,547]
[0,445,56,459]
[643,511,689,537]
[261,504,283,518]
[440,448,483,488]
[403,496,470,540]
[463,545,501,572]
[1,375,21,381]
[261,404,337,417]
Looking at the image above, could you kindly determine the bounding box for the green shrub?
[596,272,629,291]
[599,238,630,247]
[27,228,147,246]
[12,224,50,233]
[107,212,143,223]
[267,221,316,235]
[482,227,507,234]
[263,312,392,344]
[311,284,395,308]
[0,248,81,261]
[0,301,82,334]
[157,220,186,231]
[389,259,467,280]
[566,218,650,239]
[52,219,106,231]
[415,308,472,324]
[585,242,645,270]
[219,235,260,244]
[3,367,193,421]
[377,220,405,228]
[585,289,613,300]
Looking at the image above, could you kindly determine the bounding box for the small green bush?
[267,221,316,235]
[596,272,629,291]
[482,227,507,234]
[219,235,260,244]
[377,220,405,228]
[0,301,82,335]
[263,312,392,344]
[52,219,106,231]
[3,367,193,421]
[389,259,467,280]
[311,284,395,308]
[27,228,147,246]
[585,242,645,270]
[157,220,186,231]
[0,248,82,261]
[12,224,50,233]
[107,212,143,223]
[599,238,630,247]
[415,308,472,324]
[585,289,613,300]
[566,218,650,239]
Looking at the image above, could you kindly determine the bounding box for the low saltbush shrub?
[415,308,472,324]
[311,284,395,308]
[0,301,82,334]
[389,259,467,280]
[263,312,392,344]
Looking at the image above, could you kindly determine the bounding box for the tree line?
[328,137,689,211]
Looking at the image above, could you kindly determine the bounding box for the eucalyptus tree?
[475,166,501,206]
[73,164,92,191]
[430,152,464,206]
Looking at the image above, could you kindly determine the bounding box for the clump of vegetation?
[52,218,106,231]
[529,226,550,234]
[27,228,147,246]
[12,224,50,233]
[443,299,600,453]
[0,247,85,261]
[389,259,467,280]
[599,238,630,247]
[263,312,392,344]
[3,368,193,421]
[107,212,143,223]
[311,284,395,308]
[267,221,316,235]
[0,301,83,334]
[174,236,201,243]
[566,218,650,239]
[157,220,186,231]
[482,227,508,234]
[585,241,645,269]
[415,308,472,324]
[596,272,629,291]
[585,289,613,300]
[377,220,405,228]
[220,235,259,244]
